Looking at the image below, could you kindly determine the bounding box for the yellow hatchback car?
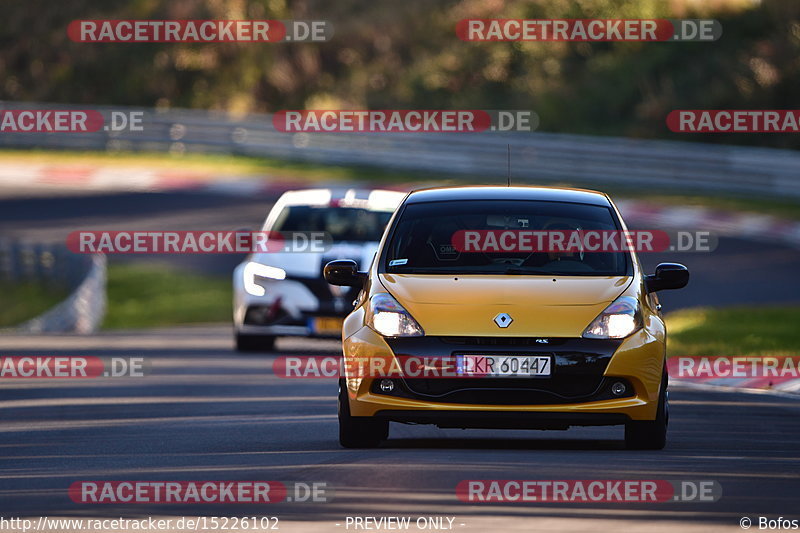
[324,186,689,450]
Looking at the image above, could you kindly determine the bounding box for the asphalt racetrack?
[1,188,800,532]
[2,330,800,532]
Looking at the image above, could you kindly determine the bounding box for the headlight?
[243,261,286,296]
[366,293,424,337]
[582,296,641,339]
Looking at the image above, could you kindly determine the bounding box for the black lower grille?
[379,336,626,405]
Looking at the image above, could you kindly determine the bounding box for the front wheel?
[338,379,388,448]
[625,381,668,450]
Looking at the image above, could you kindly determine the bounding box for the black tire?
[625,379,669,450]
[235,333,276,352]
[338,379,388,448]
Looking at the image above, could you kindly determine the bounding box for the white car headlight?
[582,296,642,339]
[243,261,286,296]
[366,293,424,337]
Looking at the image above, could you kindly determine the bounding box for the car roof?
[404,186,611,206]
[277,188,406,211]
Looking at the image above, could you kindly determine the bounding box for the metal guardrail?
[0,240,106,334]
[0,240,90,288]
[1,101,799,198]
[14,254,106,334]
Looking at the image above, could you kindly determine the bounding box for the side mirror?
[645,263,689,293]
[324,260,367,288]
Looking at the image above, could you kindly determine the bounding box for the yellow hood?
[378,274,632,337]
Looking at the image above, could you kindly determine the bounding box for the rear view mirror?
[324,260,367,288]
[645,263,689,293]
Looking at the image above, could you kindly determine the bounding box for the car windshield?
[272,205,393,243]
[384,199,631,276]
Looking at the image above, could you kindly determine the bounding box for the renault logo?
[493,312,513,328]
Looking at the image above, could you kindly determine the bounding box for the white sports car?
[232,188,405,351]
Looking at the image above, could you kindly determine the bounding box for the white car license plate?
[456,355,552,377]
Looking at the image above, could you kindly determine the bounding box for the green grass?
[665,306,800,358]
[103,263,231,329]
[0,281,70,327]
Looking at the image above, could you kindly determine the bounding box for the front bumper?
[234,275,359,338]
[342,326,665,424]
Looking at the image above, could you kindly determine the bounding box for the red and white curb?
[615,199,800,250]
[0,162,314,195]
[2,161,799,250]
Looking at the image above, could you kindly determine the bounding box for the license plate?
[456,355,552,377]
[309,317,344,335]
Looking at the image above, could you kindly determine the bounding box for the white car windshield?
[272,206,393,243]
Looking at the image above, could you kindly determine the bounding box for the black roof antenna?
[506,144,511,186]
